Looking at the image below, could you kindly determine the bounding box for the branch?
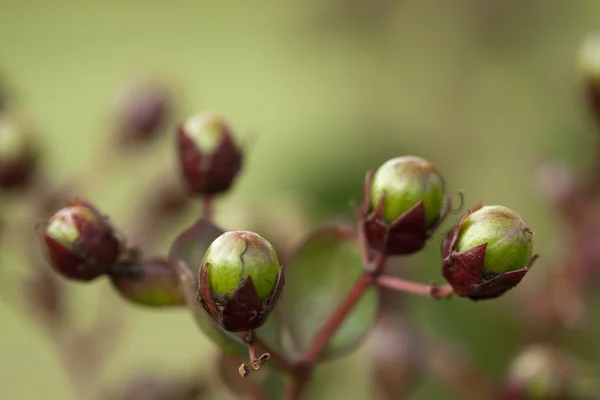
[285,217,388,399]
[375,275,454,299]
[202,196,213,221]
[301,273,374,365]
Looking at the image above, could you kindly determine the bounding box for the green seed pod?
[442,204,537,300]
[456,205,533,274]
[197,230,284,332]
[370,156,444,227]
[363,155,450,255]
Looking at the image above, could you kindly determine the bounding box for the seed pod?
[177,112,243,196]
[442,204,536,300]
[109,257,186,307]
[113,79,173,146]
[362,156,450,255]
[0,111,38,190]
[197,231,284,332]
[42,200,121,281]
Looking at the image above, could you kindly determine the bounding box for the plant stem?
[248,342,257,362]
[375,275,454,299]
[284,366,311,400]
[202,196,213,220]
[302,273,375,365]
[285,213,458,398]
[285,220,389,399]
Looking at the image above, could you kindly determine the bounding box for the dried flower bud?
[109,257,186,307]
[113,79,173,146]
[442,204,536,300]
[177,112,243,196]
[42,200,121,281]
[0,111,38,190]
[197,231,284,332]
[578,31,600,121]
[362,156,450,255]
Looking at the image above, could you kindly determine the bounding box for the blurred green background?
[2,0,600,398]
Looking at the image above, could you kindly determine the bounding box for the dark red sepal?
[442,243,487,296]
[197,262,221,322]
[221,277,264,332]
[469,267,529,300]
[42,201,121,282]
[441,203,483,258]
[177,125,243,196]
[362,171,453,255]
[441,205,538,300]
[197,262,285,332]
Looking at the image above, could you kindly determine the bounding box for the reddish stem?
[375,275,454,299]
[285,219,388,399]
[284,214,454,399]
[284,365,311,400]
[202,196,213,220]
[302,273,375,365]
[248,342,257,362]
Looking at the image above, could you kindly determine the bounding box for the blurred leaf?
[279,225,379,361]
[261,365,287,400]
[22,266,66,327]
[168,218,224,287]
[367,316,423,400]
[255,309,284,354]
[109,257,186,307]
[169,219,285,360]
[217,353,248,398]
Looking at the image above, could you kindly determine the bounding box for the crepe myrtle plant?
[35,109,540,399]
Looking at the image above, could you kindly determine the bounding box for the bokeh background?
[2,0,600,399]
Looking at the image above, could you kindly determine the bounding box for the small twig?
[284,367,311,400]
[248,341,257,363]
[302,273,375,365]
[202,196,213,221]
[224,356,269,400]
[286,217,388,399]
[375,275,454,299]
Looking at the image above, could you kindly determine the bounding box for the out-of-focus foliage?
[2,1,600,399]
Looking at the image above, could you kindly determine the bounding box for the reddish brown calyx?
[176,113,243,196]
[42,200,121,281]
[197,262,285,332]
[361,171,454,256]
[441,204,538,300]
